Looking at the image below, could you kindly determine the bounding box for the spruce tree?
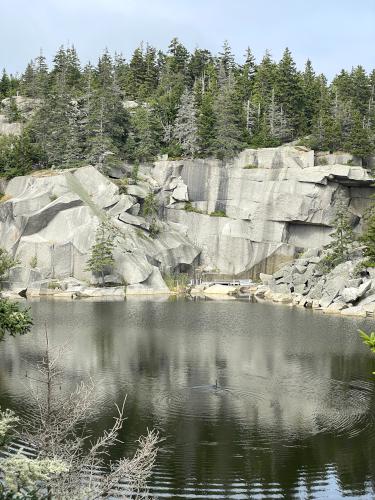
[320,202,355,271]
[85,223,116,286]
[168,38,189,75]
[362,205,375,266]
[197,91,215,155]
[127,106,162,162]
[275,47,303,136]
[212,78,246,159]
[346,111,373,157]
[173,88,199,157]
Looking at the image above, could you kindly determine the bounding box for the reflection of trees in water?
[0,299,374,497]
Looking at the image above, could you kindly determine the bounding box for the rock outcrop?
[158,146,374,277]
[1,145,375,296]
[253,250,375,317]
[0,166,200,295]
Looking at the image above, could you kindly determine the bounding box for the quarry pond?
[1,297,375,499]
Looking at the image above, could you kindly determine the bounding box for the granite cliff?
[0,145,374,296]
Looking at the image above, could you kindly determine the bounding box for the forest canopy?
[0,40,374,177]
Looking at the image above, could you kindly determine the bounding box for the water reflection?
[0,298,375,498]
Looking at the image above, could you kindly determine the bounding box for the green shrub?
[135,228,148,240]
[149,219,160,239]
[163,272,190,292]
[131,164,139,184]
[29,255,37,269]
[47,281,62,290]
[209,210,227,217]
[142,192,158,217]
[184,201,202,213]
[243,164,257,169]
[0,248,18,283]
[118,178,128,195]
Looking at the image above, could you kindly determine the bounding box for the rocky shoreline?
[250,249,375,318]
[3,251,375,320]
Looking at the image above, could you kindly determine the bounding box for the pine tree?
[218,40,236,77]
[212,78,246,159]
[21,62,37,97]
[320,202,355,271]
[268,88,292,143]
[0,70,11,99]
[275,47,303,136]
[173,88,199,157]
[127,106,162,162]
[197,91,215,155]
[346,111,373,157]
[187,48,212,88]
[34,50,49,97]
[350,66,371,115]
[237,47,256,102]
[85,223,116,286]
[301,59,320,130]
[168,38,189,74]
[252,50,276,109]
[362,204,375,266]
[153,65,185,149]
[4,97,22,123]
[128,45,146,98]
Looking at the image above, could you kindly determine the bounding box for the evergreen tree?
[320,202,355,271]
[168,38,189,75]
[187,48,212,88]
[4,97,22,122]
[350,66,371,115]
[34,50,49,97]
[197,90,215,155]
[212,78,246,159]
[0,70,11,99]
[127,106,162,162]
[301,59,320,130]
[362,205,375,266]
[85,223,116,286]
[346,111,373,156]
[173,88,199,157]
[218,40,236,77]
[236,47,257,113]
[268,88,292,143]
[252,50,276,109]
[20,62,37,97]
[275,47,303,135]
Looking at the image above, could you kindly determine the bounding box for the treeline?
[0,40,374,177]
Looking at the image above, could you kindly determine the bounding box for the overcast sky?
[1,0,374,79]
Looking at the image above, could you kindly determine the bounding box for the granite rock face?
[158,146,374,277]
[1,145,374,294]
[0,166,200,294]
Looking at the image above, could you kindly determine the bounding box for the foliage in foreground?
[359,330,375,353]
[0,331,159,499]
[0,247,32,341]
[0,299,32,341]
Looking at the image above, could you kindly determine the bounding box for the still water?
[1,297,375,499]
